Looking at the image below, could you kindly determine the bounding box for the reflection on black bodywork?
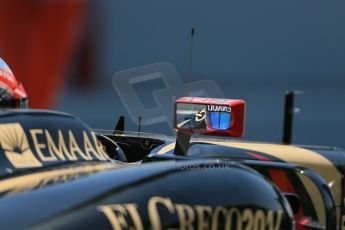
[0,163,119,198]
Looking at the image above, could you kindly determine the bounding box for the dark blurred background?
[0,0,344,147]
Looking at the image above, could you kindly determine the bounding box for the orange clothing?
[0,0,86,108]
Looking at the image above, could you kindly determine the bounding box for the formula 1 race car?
[0,97,343,230]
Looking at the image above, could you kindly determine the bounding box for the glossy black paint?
[147,139,345,228]
[0,161,293,229]
[0,110,110,178]
[0,110,294,229]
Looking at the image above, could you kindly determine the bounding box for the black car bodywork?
[0,109,342,229]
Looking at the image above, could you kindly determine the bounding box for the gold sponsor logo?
[0,123,110,168]
[0,123,42,168]
[98,196,283,230]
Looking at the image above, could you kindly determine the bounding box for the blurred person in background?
[0,0,87,108]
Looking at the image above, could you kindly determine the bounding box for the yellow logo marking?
[0,123,111,169]
[98,196,283,230]
[0,123,42,168]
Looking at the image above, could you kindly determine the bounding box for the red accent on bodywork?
[296,218,310,230]
[245,151,270,161]
[245,151,305,229]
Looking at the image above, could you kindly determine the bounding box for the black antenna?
[282,91,303,144]
[114,116,125,134]
[138,116,142,135]
[187,28,195,82]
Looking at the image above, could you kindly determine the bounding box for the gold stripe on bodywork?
[206,141,342,208]
[298,173,326,225]
[157,143,175,154]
